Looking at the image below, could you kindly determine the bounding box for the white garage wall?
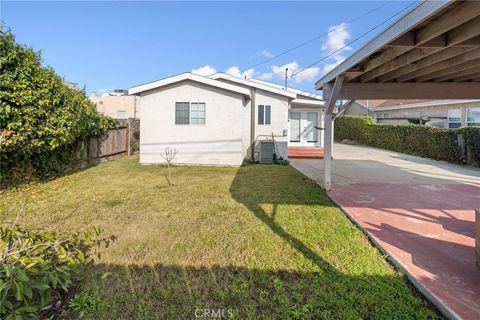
[139,81,248,166]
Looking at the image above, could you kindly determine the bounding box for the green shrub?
[458,126,480,164]
[0,217,101,319]
[335,115,460,163]
[334,115,374,143]
[0,28,117,185]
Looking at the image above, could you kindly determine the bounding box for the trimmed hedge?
[334,115,480,164]
[459,126,480,164]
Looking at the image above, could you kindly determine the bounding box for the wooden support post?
[324,113,334,190]
[323,76,344,191]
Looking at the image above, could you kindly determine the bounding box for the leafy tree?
[0,27,117,185]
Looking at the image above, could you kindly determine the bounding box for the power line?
[223,1,392,78]
[291,1,418,79]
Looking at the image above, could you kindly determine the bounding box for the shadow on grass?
[83,164,439,319]
[86,262,439,320]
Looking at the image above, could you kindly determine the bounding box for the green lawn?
[1,156,439,319]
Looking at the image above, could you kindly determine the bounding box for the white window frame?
[466,107,480,127]
[175,102,206,125]
[190,102,206,125]
[448,109,462,129]
[258,105,271,125]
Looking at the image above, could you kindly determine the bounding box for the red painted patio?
[329,182,480,320]
[287,147,324,159]
[290,143,480,319]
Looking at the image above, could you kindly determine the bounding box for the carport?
[316,0,480,191]
[314,1,480,319]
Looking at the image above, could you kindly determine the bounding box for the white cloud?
[96,88,112,97]
[191,65,216,76]
[270,61,320,83]
[225,66,255,79]
[294,67,320,83]
[242,68,255,79]
[259,50,274,58]
[226,66,241,76]
[257,72,273,81]
[321,22,351,73]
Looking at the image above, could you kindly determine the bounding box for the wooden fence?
[74,126,129,168]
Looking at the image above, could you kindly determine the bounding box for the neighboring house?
[341,100,377,119]
[343,99,480,129]
[128,72,324,166]
[64,81,78,90]
[89,90,140,119]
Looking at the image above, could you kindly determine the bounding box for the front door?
[289,110,320,147]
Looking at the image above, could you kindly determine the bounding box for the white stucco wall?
[138,77,325,166]
[139,81,248,166]
[253,89,290,159]
[215,79,292,159]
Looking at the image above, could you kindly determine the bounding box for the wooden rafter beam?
[350,1,480,83]
[397,47,480,82]
[416,1,480,45]
[416,58,480,82]
[451,71,480,82]
[386,33,450,48]
[360,48,438,82]
[458,35,480,47]
[359,48,411,74]
[435,66,480,82]
[378,47,473,82]
[324,82,480,100]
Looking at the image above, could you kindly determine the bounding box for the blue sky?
[1,1,416,94]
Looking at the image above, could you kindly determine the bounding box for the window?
[448,109,462,129]
[175,102,190,124]
[190,102,206,124]
[175,102,205,125]
[258,105,271,125]
[116,110,127,119]
[383,113,389,118]
[467,108,480,126]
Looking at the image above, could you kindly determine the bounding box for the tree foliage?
[0,28,117,184]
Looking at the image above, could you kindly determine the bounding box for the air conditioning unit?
[259,141,274,164]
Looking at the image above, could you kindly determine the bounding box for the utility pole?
[284,68,289,90]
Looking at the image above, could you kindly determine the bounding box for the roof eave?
[315,0,451,90]
[210,73,298,99]
[128,73,251,96]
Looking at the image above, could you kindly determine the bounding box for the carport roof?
[316,0,480,100]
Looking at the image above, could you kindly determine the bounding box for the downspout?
[250,88,256,161]
[134,96,137,119]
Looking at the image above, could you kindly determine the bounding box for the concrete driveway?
[291,143,480,320]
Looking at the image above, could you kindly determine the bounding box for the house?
[64,81,79,90]
[343,99,480,128]
[341,100,378,119]
[89,90,140,119]
[128,72,324,166]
